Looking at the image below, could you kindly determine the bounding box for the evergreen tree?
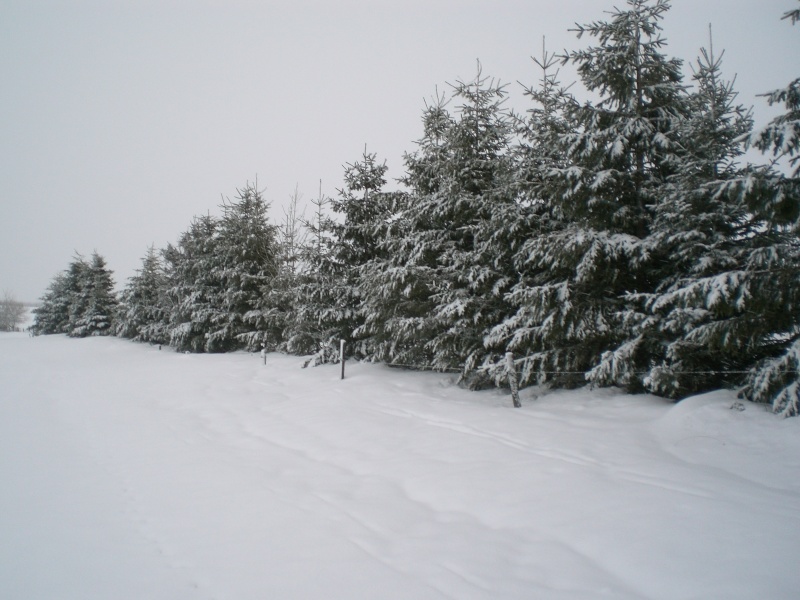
[32,255,95,336]
[267,187,311,354]
[282,186,340,359]
[358,97,451,368]
[116,245,168,344]
[628,30,755,398]
[281,154,396,365]
[484,43,579,386]
[621,4,800,414]
[69,251,117,337]
[64,254,90,336]
[360,66,516,377]
[32,272,72,335]
[213,183,280,352]
[735,5,800,416]
[495,0,689,388]
[165,214,222,352]
[329,148,394,357]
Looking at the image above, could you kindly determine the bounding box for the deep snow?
[1,330,799,599]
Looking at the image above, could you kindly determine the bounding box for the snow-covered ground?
[2,329,799,600]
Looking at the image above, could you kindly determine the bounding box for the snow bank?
[1,334,798,599]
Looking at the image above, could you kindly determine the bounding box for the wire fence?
[381,363,797,376]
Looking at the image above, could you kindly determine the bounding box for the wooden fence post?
[506,352,522,408]
[340,339,345,380]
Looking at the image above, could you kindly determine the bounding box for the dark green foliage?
[165,214,222,353]
[160,184,280,353]
[33,252,117,338]
[32,272,72,335]
[328,149,393,357]
[736,8,800,415]
[280,189,340,359]
[359,65,517,379]
[69,252,118,337]
[116,245,168,344]
[631,33,756,398]
[492,0,688,389]
[216,184,281,351]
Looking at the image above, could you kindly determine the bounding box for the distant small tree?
[279,186,308,279]
[0,291,26,332]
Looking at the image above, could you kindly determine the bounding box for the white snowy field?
[1,331,799,600]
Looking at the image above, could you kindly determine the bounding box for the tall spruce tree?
[493,0,688,388]
[213,183,280,351]
[358,96,451,368]
[283,186,341,360]
[484,43,579,385]
[116,245,168,344]
[735,5,800,416]
[626,30,755,398]
[430,66,517,378]
[596,3,800,413]
[360,66,516,377]
[267,187,311,354]
[64,254,90,336]
[165,214,222,352]
[69,251,117,337]
[328,148,393,357]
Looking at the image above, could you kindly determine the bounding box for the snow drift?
[1,332,798,599]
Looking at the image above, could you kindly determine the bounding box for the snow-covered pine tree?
[357,97,451,368]
[327,148,394,358]
[212,183,280,352]
[31,271,72,335]
[359,65,516,377]
[632,28,755,398]
[64,253,90,336]
[495,0,688,389]
[735,4,800,416]
[281,184,341,359]
[632,4,800,414]
[69,251,118,337]
[115,245,168,344]
[32,255,102,336]
[164,214,222,352]
[31,271,69,335]
[484,42,580,386]
[575,0,691,391]
[428,66,518,379]
[265,187,310,353]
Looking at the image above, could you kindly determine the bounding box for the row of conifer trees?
[34,0,800,415]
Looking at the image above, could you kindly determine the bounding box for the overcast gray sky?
[2,0,797,302]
